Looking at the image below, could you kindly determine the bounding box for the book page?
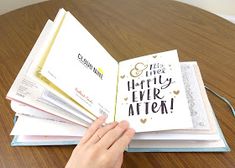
[41,90,93,123]
[11,115,86,136]
[6,17,90,126]
[11,101,73,123]
[12,135,80,146]
[26,9,96,121]
[116,50,193,132]
[132,62,218,140]
[40,12,119,123]
[128,139,227,150]
[181,62,210,130]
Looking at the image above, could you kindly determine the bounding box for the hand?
[65,116,135,168]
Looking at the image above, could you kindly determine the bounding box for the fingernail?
[127,128,135,136]
[99,115,107,120]
[119,120,129,128]
[129,128,135,133]
[105,121,118,126]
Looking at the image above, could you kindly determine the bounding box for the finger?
[97,120,129,149]
[87,121,118,145]
[79,115,107,145]
[108,128,135,157]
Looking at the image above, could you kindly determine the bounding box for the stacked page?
[7,9,229,152]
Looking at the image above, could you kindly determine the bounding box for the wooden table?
[1,0,235,167]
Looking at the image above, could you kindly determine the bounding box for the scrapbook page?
[116,50,193,132]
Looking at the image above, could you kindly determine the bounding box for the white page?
[6,16,90,126]
[11,106,218,140]
[11,102,89,127]
[11,101,72,123]
[133,131,220,140]
[11,101,219,140]
[181,62,210,129]
[26,9,97,121]
[116,50,193,132]
[133,62,218,140]
[41,90,93,124]
[129,139,227,149]
[15,135,80,144]
[41,12,119,123]
[11,115,87,136]
[193,62,217,134]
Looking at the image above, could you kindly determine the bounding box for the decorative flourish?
[135,62,148,70]
[130,62,148,78]
[173,90,180,95]
[130,69,142,77]
[120,75,125,79]
[153,55,158,58]
[140,118,147,124]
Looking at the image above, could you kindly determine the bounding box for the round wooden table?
[0,0,235,167]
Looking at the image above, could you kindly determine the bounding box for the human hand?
[65,116,135,168]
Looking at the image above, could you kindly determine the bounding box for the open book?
[7,9,229,152]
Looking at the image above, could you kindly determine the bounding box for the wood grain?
[0,0,235,167]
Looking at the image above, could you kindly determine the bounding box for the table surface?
[1,0,235,167]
